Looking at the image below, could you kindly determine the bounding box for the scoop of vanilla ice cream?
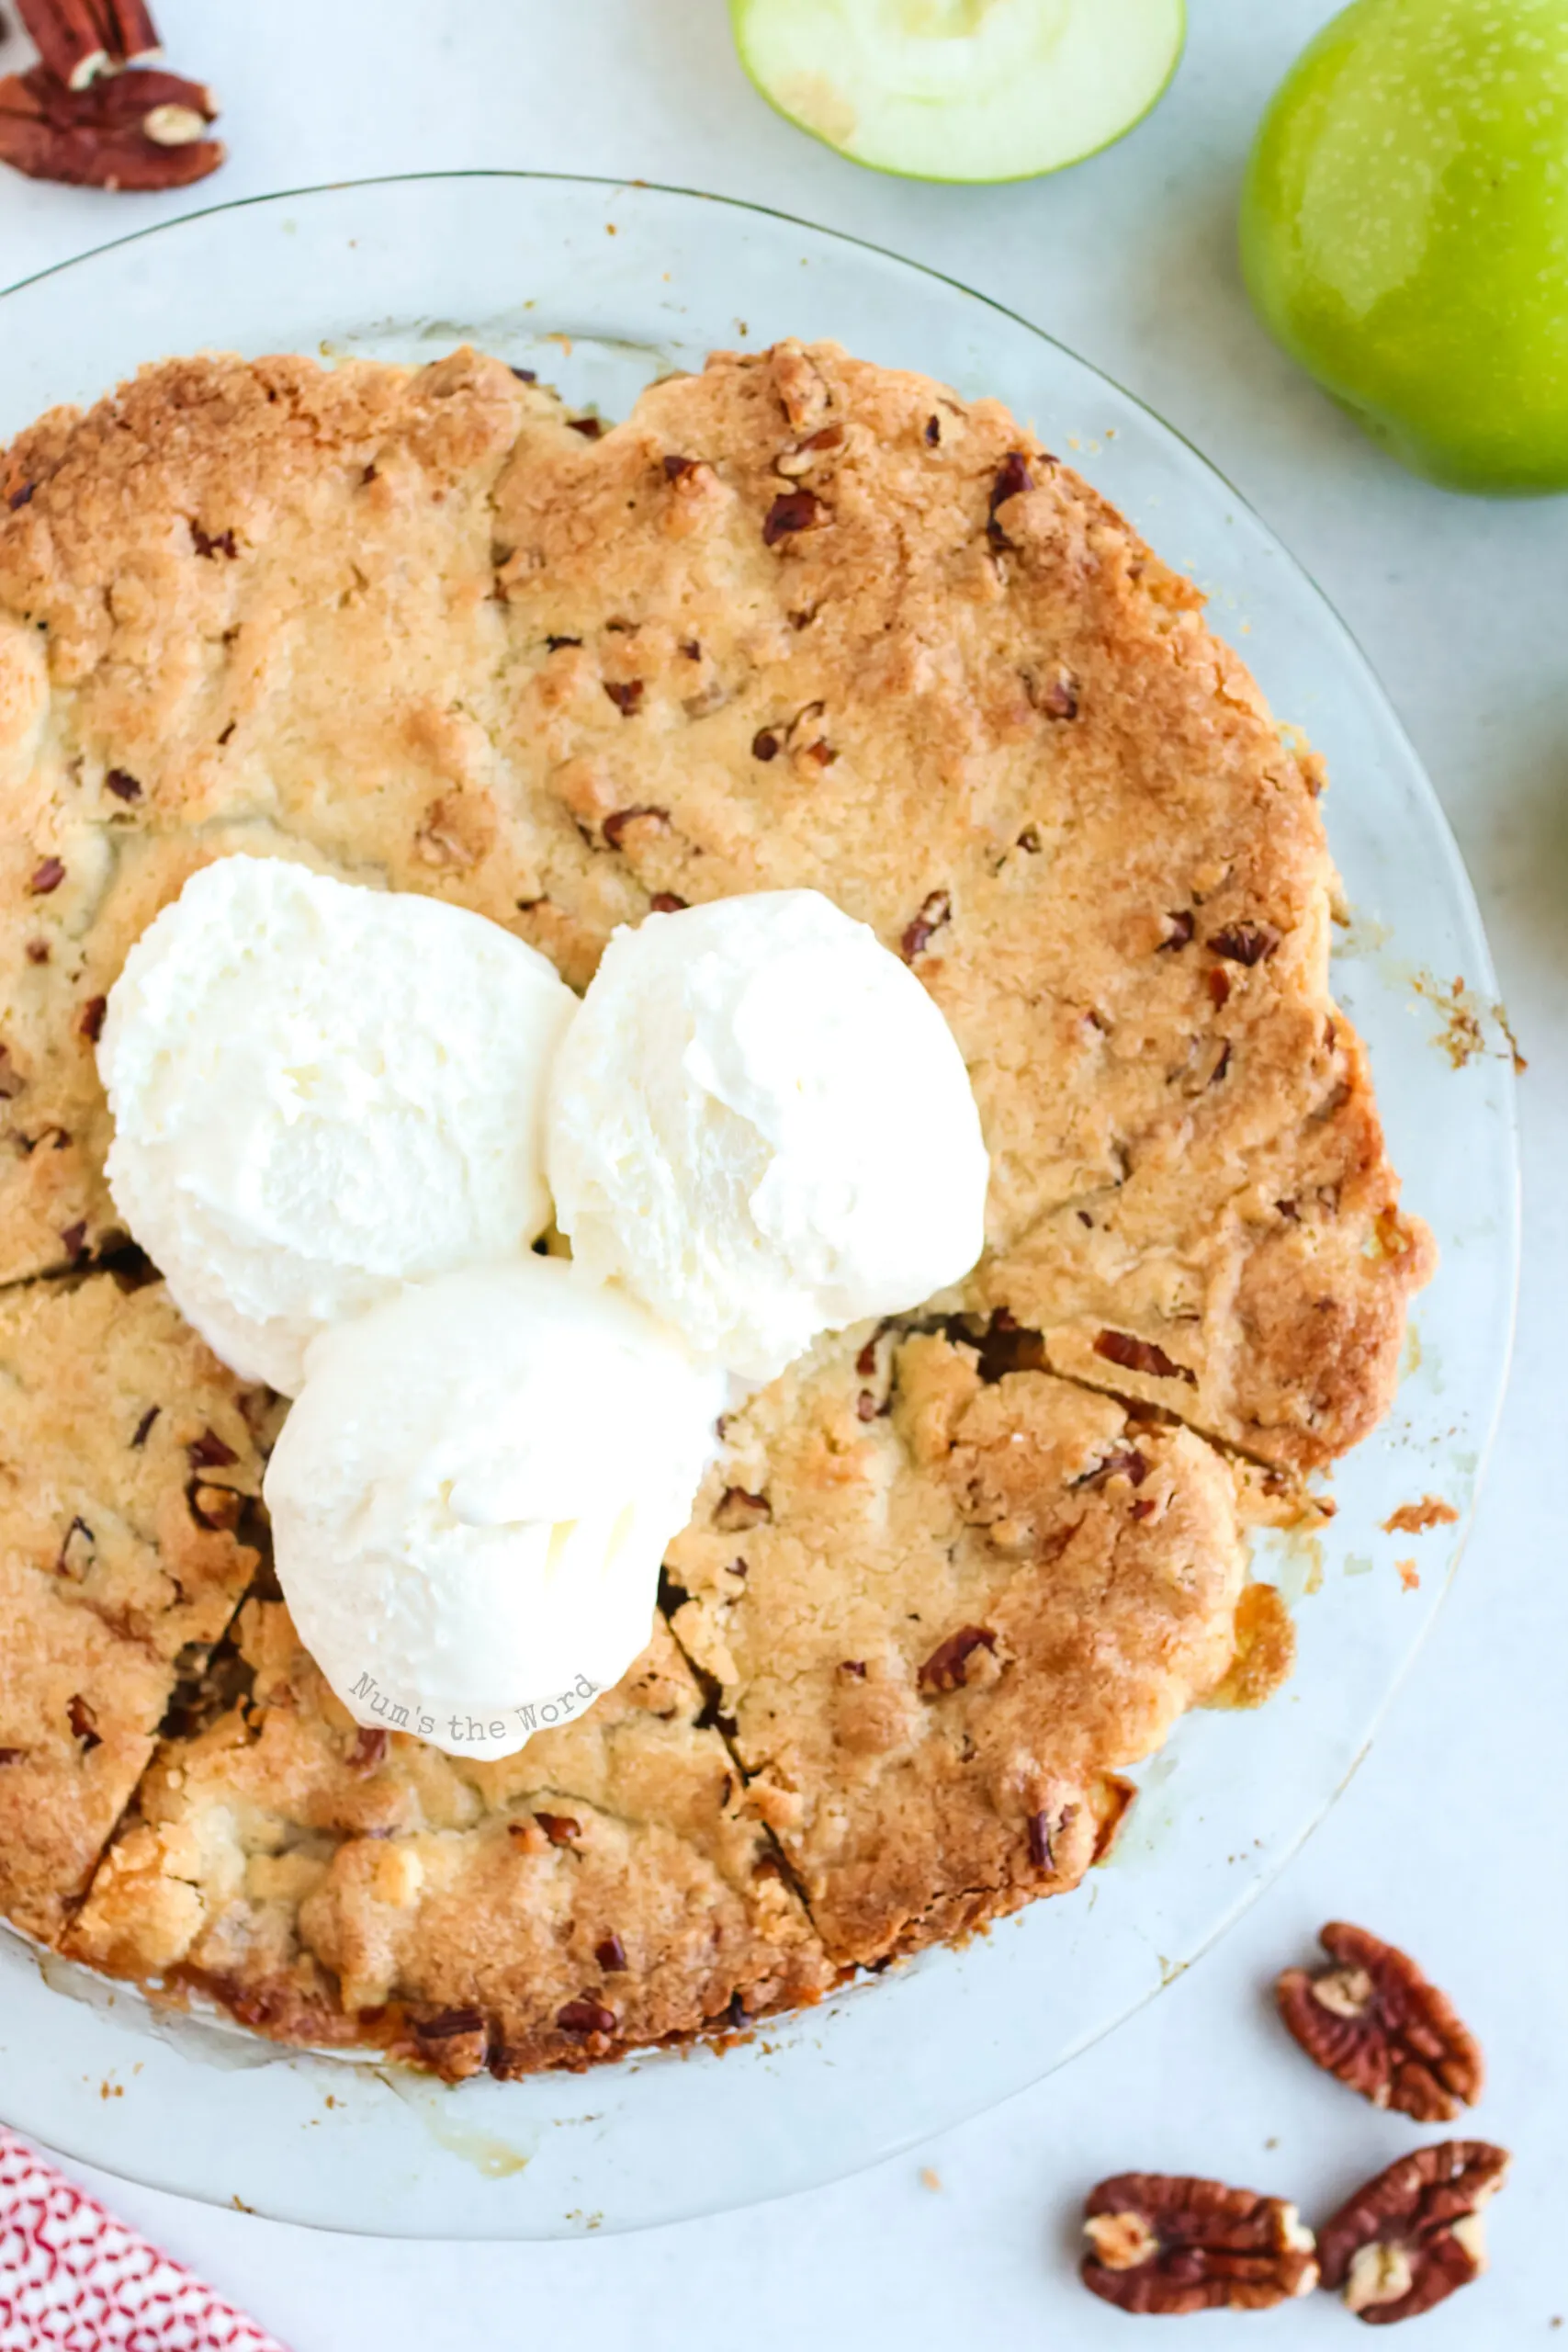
[547,889,990,1384]
[98,855,576,1396]
[263,1258,725,1758]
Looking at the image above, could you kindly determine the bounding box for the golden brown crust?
[0,337,1432,2063]
[66,1604,830,2075]
[0,1274,266,1940]
[667,1330,1245,1964]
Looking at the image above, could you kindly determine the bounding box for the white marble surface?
[1,2,1563,2341]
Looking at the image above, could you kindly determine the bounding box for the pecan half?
[1317,2143,1509,2324]
[1082,2174,1317,2315]
[918,1623,996,1694]
[0,63,223,190]
[1276,1921,1483,2121]
[18,0,116,89]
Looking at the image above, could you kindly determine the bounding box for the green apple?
[1241,0,1568,495]
[728,0,1186,185]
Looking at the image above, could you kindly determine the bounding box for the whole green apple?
[1241,0,1568,494]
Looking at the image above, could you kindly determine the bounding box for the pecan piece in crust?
[1094,1329,1197,1385]
[762,488,825,547]
[1082,2174,1317,2314]
[1317,2142,1509,2325]
[1276,1921,1483,2121]
[918,1623,996,1695]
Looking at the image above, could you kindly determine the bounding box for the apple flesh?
[729,0,1186,185]
[1241,0,1568,495]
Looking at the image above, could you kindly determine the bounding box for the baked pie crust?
[0,340,1431,2074]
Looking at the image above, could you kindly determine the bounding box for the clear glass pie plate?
[0,174,1518,2238]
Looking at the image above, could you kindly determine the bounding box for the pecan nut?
[1276,1921,1483,2121]
[1082,2174,1317,2314]
[0,63,222,190]
[1317,2142,1509,2325]
[18,0,163,89]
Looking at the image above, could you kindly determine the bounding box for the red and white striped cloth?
[0,2131,286,2352]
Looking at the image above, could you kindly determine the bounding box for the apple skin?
[1241,0,1568,495]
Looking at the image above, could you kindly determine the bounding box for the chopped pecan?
[1077,1444,1149,1490]
[1276,1922,1483,2121]
[924,413,942,447]
[557,1997,617,2038]
[900,889,951,962]
[662,453,697,481]
[1317,2142,1509,2324]
[761,488,824,547]
[346,1727,388,1771]
[987,449,1033,547]
[649,891,686,914]
[78,994,107,1044]
[66,1693,100,1751]
[919,1624,996,1694]
[1082,2174,1317,2315]
[190,521,237,559]
[105,767,141,801]
[603,678,644,716]
[55,1515,94,1578]
[602,803,667,851]
[58,1219,88,1262]
[187,1427,238,1470]
[567,416,604,439]
[28,856,64,895]
[130,1404,159,1448]
[187,1479,242,1532]
[714,1487,771,1532]
[1026,1803,1077,1871]
[1025,666,1079,720]
[414,2006,485,2041]
[595,1933,627,1973]
[534,1810,581,1846]
[1208,920,1281,967]
[0,62,224,189]
[1157,910,1195,952]
[775,423,844,477]
[1094,1329,1196,1385]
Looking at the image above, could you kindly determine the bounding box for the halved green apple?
[729,0,1186,184]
